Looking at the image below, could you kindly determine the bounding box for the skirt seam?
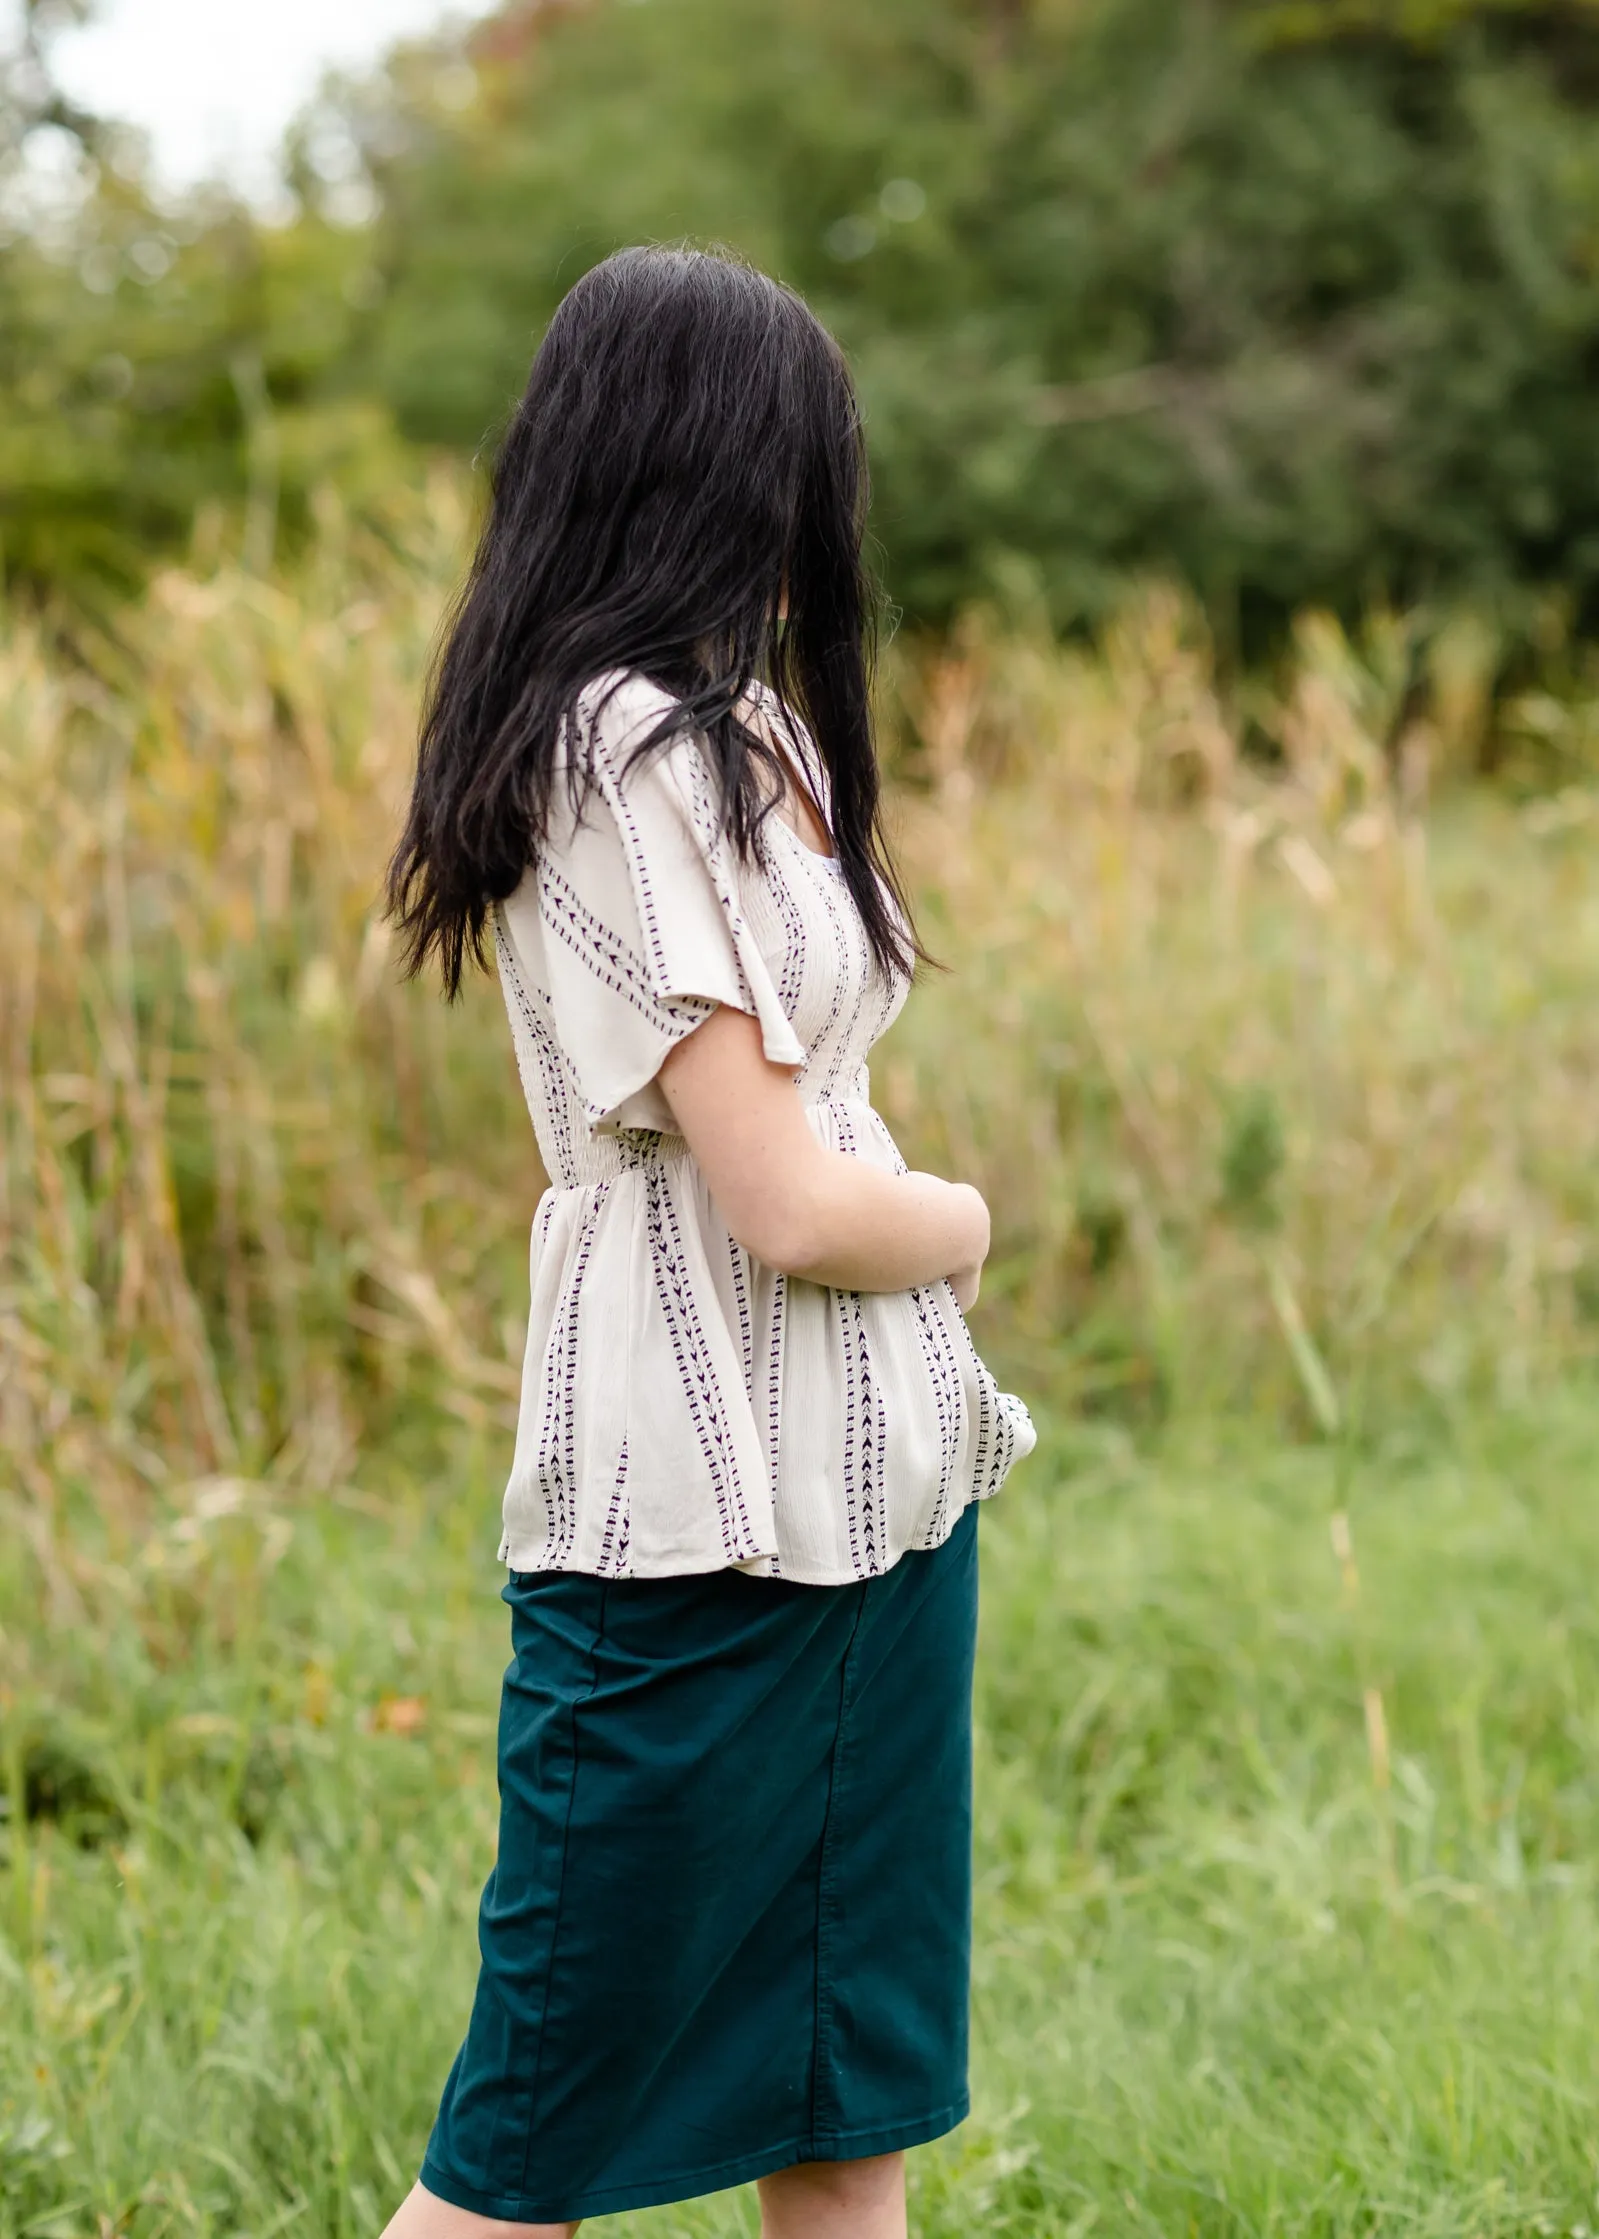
[516,1576,609,2202]
[809,1581,869,2153]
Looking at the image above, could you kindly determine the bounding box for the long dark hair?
[387,244,921,997]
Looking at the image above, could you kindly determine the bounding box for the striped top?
[492,670,1034,1582]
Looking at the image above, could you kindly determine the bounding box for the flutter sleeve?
[528,672,805,1136]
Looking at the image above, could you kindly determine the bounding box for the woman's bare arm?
[658,1004,989,1304]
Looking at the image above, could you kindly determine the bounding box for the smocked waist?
[539,1080,883,1192]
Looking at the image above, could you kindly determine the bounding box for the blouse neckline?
[772,810,842,869]
[741,682,838,864]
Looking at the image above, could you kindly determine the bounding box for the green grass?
[6,509,1599,2235]
[8,1391,1599,2238]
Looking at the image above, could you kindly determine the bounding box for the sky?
[32,0,466,201]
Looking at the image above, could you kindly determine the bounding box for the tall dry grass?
[1,481,530,1555]
[3,483,1598,1550]
[878,601,1599,1428]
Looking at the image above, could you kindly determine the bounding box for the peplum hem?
[498,1100,1035,1585]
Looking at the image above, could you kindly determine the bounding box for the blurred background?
[5,4,1599,2235]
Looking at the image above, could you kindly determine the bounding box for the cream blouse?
[492,670,1034,1583]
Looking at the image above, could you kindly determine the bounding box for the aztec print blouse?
[491,670,1035,1582]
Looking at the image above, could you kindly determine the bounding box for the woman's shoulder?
[573,669,683,756]
[569,671,821,854]
[563,670,711,808]
[548,671,732,896]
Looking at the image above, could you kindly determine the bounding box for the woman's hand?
[943,1181,989,1310]
[924,1179,987,1311]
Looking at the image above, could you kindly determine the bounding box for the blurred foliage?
[0,201,401,595]
[0,3,403,597]
[5,494,1597,1511]
[7,0,1599,633]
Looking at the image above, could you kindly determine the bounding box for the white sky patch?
[21,0,469,202]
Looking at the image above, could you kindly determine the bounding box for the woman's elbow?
[724,1184,831,1278]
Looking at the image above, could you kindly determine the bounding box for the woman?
[383,245,1033,2239]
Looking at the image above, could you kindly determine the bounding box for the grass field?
[5,493,1599,2235]
[9,1402,1599,2238]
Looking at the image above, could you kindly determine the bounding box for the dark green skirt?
[419,1502,978,2224]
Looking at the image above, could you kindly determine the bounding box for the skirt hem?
[418,2098,969,2223]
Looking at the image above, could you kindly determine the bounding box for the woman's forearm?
[763,1156,988,1295]
[658,1003,989,1297]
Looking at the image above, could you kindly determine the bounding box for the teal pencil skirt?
[419,1502,978,2224]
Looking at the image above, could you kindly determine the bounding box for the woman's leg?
[756,2152,906,2239]
[379,2180,578,2239]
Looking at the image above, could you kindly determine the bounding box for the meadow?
[5,483,1599,2236]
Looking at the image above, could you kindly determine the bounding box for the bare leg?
[379,2180,578,2239]
[756,2153,906,2239]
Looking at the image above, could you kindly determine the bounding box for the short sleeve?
[525,672,805,1136]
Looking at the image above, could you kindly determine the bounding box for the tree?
[9,0,1599,628]
[0,3,400,596]
[350,0,1599,632]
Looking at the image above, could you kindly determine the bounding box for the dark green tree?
[352,0,1599,633]
[0,3,399,595]
[9,0,1599,629]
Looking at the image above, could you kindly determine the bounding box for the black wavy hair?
[387,243,922,997]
